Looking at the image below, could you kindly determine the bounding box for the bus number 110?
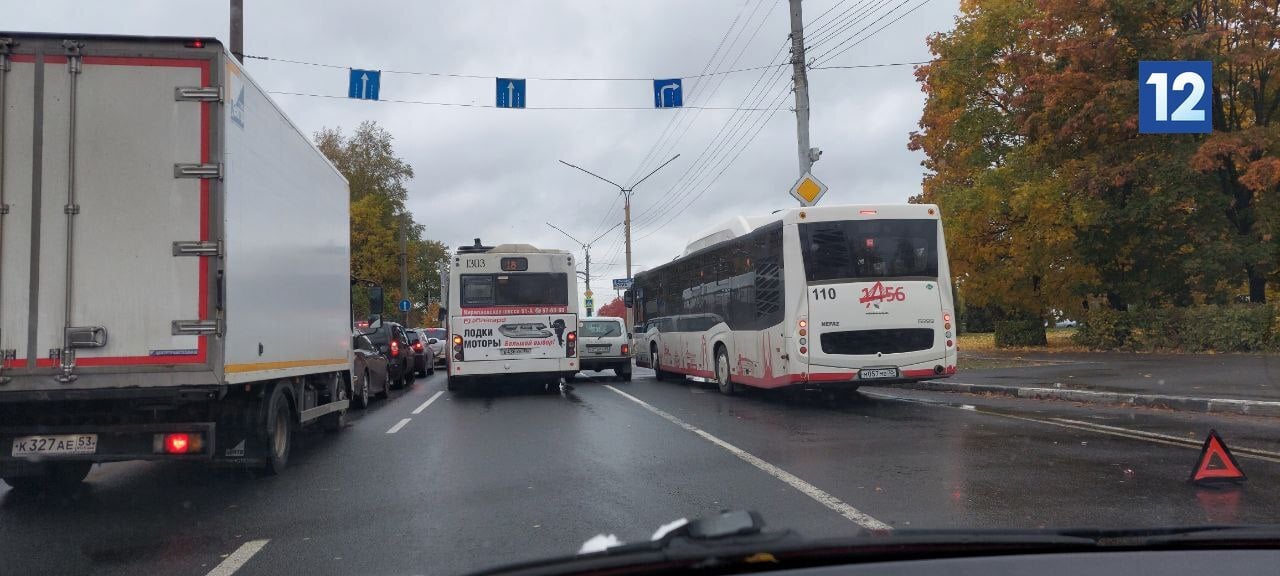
[812,287,837,300]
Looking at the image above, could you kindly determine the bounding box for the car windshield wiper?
[467,512,1280,576]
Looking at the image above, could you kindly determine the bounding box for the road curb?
[900,380,1280,418]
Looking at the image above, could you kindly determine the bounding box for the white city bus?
[630,204,955,394]
[444,240,581,392]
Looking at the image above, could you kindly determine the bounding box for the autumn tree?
[316,121,449,322]
[596,297,626,319]
[912,0,1280,327]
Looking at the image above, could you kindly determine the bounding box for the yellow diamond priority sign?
[789,172,827,206]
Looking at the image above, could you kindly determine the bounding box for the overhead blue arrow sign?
[497,78,526,108]
[653,78,683,108]
[348,69,381,101]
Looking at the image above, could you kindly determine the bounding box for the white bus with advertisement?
[444,240,580,392]
[629,204,956,394]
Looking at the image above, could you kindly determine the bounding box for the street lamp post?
[546,222,621,317]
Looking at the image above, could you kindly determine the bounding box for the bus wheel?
[652,349,669,381]
[715,346,736,396]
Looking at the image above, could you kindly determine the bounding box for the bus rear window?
[799,219,938,282]
[460,273,569,307]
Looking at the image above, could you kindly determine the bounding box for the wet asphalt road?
[2,368,1280,576]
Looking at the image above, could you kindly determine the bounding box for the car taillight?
[452,335,464,361]
[621,344,629,356]
[153,432,204,454]
[413,342,424,352]
[566,332,577,357]
[390,340,400,357]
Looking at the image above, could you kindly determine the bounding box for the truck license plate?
[858,368,899,380]
[12,434,98,457]
[501,348,532,356]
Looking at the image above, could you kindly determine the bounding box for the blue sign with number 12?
[1139,61,1212,134]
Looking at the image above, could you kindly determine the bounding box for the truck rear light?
[799,346,808,355]
[946,339,954,348]
[452,335,464,361]
[621,344,629,356]
[566,332,577,357]
[153,432,203,454]
[798,328,807,336]
[943,312,952,322]
[184,39,206,48]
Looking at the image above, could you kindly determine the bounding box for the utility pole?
[789,0,813,178]
[230,0,244,63]
[546,222,620,318]
[399,216,409,326]
[558,154,679,284]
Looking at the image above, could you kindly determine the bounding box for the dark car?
[350,333,391,409]
[405,328,433,377]
[364,321,415,389]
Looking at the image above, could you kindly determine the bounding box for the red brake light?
[859,209,878,215]
[567,332,577,342]
[166,433,190,454]
[184,39,205,48]
[943,313,952,322]
[390,340,400,357]
[621,344,630,356]
[413,342,424,351]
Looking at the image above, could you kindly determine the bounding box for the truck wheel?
[259,386,293,476]
[716,346,736,396]
[2,462,92,492]
[352,370,370,410]
[617,362,633,382]
[321,373,348,433]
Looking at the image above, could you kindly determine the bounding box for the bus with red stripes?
[444,240,581,393]
[630,204,956,394]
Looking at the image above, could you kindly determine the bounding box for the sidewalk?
[899,351,1280,417]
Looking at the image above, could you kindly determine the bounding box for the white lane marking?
[604,385,891,530]
[864,389,1280,464]
[205,539,269,576]
[386,418,412,434]
[412,391,444,415]
[1049,417,1280,461]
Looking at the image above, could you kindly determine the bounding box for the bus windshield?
[798,219,939,282]
[460,273,569,307]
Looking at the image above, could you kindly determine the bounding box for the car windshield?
[580,320,622,337]
[5,3,1279,576]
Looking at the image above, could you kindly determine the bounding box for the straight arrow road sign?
[497,78,526,108]
[348,69,381,100]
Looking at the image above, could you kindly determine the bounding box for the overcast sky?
[6,0,960,306]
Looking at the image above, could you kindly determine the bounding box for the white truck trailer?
[0,33,353,488]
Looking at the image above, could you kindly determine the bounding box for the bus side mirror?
[624,289,634,308]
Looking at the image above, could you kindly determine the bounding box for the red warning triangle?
[1189,429,1246,485]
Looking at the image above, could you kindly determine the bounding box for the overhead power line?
[811,0,935,66]
[267,91,790,111]
[625,0,781,187]
[624,0,760,187]
[243,53,786,83]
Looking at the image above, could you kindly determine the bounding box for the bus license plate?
[501,348,531,356]
[12,434,98,457]
[858,368,899,380]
